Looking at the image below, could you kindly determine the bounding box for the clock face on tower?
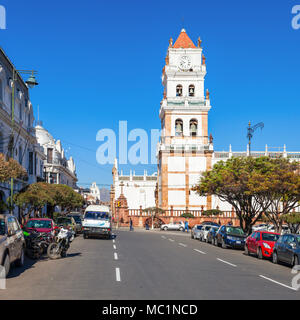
[179,55,192,71]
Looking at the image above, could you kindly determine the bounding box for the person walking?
[185,220,189,233]
[130,218,134,231]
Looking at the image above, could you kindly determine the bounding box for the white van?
[82,205,112,239]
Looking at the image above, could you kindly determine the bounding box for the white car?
[252,224,269,231]
[160,222,185,231]
[267,224,290,235]
[199,225,213,242]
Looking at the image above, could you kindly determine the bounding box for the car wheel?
[244,245,250,255]
[293,255,299,267]
[257,247,263,260]
[179,227,184,232]
[205,237,209,243]
[191,233,194,239]
[15,247,25,267]
[3,254,10,277]
[222,239,227,249]
[272,251,278,264]
[213,238,217,246]
[164,227,168,231]
[83,233,88,239]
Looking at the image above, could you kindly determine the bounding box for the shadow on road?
[7,257,37,279]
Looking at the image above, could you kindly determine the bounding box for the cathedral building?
[112,29,300,215]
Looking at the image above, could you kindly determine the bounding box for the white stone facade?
[0,47,45,215]
[35,124,77,188]
[113,159,157,210]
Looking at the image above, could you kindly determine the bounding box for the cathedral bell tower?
[157,29,213,211]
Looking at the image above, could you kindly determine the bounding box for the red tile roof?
[173,29,196,49]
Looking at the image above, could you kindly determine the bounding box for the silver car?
[0,214,25,276]
[160,222,184,231]
[191,225,203,239]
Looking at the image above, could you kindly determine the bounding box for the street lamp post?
[247,121,264,157]
[10,69,38,214]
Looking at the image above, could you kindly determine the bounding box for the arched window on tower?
[190,119,198,137]
[175,119,183,137]
[176,85,183,97]
[189,85,195,97]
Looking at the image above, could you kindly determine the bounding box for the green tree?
[0,153,27,182]
[193,157,278,234]
[261,159,300,232]
[280,212,300,234]
[13,182,55,222]
[52,184,84,213]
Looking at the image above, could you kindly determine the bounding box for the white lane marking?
[179,243,187,247]
[194,249,206,255]
[113,239,115,243]
[259,275,297,291]
[217,258,237,268]
[113,245,117,250]
[162,236,166,239]
[116,268,121,282]
[169,239,175,242]
[114,252,118,260]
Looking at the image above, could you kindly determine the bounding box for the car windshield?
[69,215,81,223]
[56,218,72,225]
[26,220,52,229]
[0,219,5,235]
[226,227,244,235]
[85,212,109,220]
[197,226,202,230]
[262,233,280,242]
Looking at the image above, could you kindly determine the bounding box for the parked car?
[0,214,25,276]
[160,221,184,231]
[267,224,290,235]
[245,231,280,259]
[199,225,217,242]
[206,225,220,244]
[24,218,56,235]
[215,225,246,249]
[55,216,77,236]
[67,213,83,234]
[272,234,300,267]
[252,224,269,231]
[191,225,203,239]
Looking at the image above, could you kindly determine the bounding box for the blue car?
[215,225,246,249]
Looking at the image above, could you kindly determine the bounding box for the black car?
[273,234,300,267]
[67,213,83,234]
[215,225,246,249]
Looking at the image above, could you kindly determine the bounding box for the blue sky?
[1,0,299,188]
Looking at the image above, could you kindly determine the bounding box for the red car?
[245,230,280,259]
[24,218,56,235]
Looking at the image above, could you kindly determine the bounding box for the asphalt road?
[0,229,300,300]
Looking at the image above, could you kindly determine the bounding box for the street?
[0,230,300,300]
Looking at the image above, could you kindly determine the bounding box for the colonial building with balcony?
[0,47,45,214]
[35,123,77,188]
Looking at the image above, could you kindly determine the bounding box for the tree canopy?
[0,153,27,182]
[193,157,300,234]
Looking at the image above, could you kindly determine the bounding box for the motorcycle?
[23,228,54,260]
[47,226,73,259]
